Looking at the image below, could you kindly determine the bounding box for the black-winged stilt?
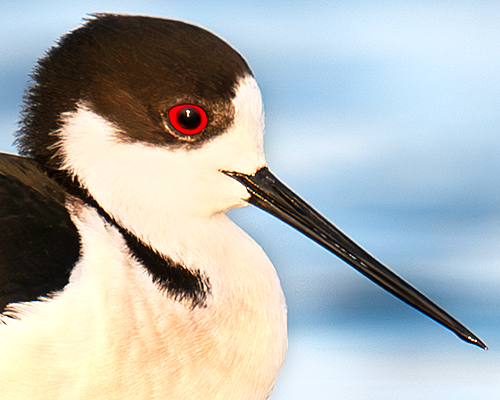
[0,14,486,399]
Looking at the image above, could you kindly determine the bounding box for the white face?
[57,77,267,225]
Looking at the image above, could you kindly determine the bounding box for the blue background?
[1,1,499,398]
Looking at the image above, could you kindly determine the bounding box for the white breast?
[0,200,287,399]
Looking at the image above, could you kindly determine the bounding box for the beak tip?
[469,336,488,350]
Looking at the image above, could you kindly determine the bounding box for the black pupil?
[177,107,201,130]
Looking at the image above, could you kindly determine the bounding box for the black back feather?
[0,153,80,312]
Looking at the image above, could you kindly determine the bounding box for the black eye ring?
[167,104,208,136]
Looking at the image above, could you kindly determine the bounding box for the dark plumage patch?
[17,14,253,174]
[0,154,80,313]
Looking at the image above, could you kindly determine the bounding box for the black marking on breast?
[0,153,80,314]
[73,187,211,308]
[118,227,211,308]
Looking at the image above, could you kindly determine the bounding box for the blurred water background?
[1,1,499,398]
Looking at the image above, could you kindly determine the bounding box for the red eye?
[167,104,207,136]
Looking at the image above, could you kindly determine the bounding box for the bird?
[0,13,486,400]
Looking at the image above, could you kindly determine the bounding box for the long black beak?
[223,167,487,350]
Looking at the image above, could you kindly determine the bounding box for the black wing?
[0,153,80,313]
